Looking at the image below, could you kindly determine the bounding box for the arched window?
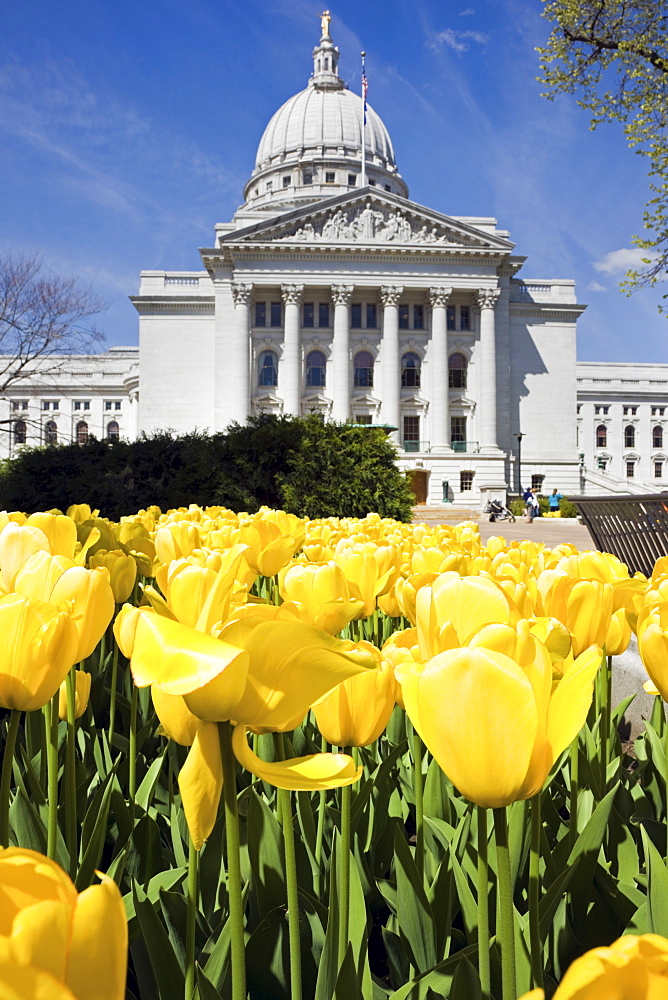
[76,421,89,445]
[449,353,468,389]
[44,421,57,445]
[107,420,120,440]
[258,350,278,387]
[401,352,421,388]
[624,425,635,449]
[306,350,326,387]
[13,420,26,445]
[653,425,663,449]
[354,351,374,388]
[596,424,607,448]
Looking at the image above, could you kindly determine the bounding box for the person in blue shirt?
[549,488,564,513]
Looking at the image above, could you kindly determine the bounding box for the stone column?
[429,286,452,451]
[281,284,304,416]
[380,285,403,436]
[476,287,501,453]
[231,282,252,422]
[331,284,354,423]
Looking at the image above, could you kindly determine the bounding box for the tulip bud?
[59,669,92,720]
[89,550,137,603]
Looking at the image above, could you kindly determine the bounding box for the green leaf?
[334,945,364,1000]
[641,826,668,935]
[136,751,167,813]
[387,943,480,1000]
[246,788,286,920]
[8,788,47,853]
[76,769,116,890]
[448,954,482,1000]
[393,825,437,973]
[123,868,188,927]
[133,880,185,1000]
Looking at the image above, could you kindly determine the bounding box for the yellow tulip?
[154,522,202,564]
[0,595,79,712]
[396,643,601,807]
[235,518,299,577]
[151,686,199,745]
[147,545,248,633]
[638,602,668,700]
[58,670,91,721]
[88,551,137,604]
[517,933,668,999]
[278,561,363,634]
[537,572,614,656]
[25,514,78,560]
[313,641,398,746]
[0,847,127,1000]
[415,572,516,660]
[232,724,361,789]
[66,504,98,524]
[333,547,395,618]
[0,524,50,590]
[605,607,632,656]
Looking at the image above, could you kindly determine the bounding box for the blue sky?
[1,0,665,361]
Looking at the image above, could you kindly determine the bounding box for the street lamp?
[514,432,524,497]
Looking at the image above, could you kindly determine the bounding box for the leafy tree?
[538,0,668,295]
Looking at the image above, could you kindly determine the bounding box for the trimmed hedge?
[0,415,414,522]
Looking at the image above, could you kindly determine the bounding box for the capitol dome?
[241,17,408,211]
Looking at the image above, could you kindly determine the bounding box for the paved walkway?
[412,505,595,549]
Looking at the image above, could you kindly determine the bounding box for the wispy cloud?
[459,9,475,16]
[587,281,607,292]
[593,247,654,274]
[428,28,489,54]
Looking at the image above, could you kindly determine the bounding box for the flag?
[361,54,368,125]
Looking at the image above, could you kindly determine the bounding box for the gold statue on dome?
[319,10,331,37]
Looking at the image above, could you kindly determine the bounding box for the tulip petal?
[10,900,70,980]
[403,648,538,809]
[66,874,128,1000]
[545,645,602,764]
[130,612,249,702]
[232,724,362,790]
[178,722,223,850]
[0,964,77,1000]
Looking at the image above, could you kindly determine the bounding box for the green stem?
[218,722,246,1000]
[108,641,120,748]
[184,835,199,1000]
[569,736,579,851]
[314,737,328,897]
[0,710,21,846]
[129,682,138,821]
[338,748,352,968]
[47,694,60,860]
[665,721,668,867]
[411,723,425,887]
[274,733,302,1000]
[493,807,516,1000]
[600,650,610,793]
[65,668,78,878]
[529,794,544,990]
[476,806,490,1000]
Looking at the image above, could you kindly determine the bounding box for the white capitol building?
[3,18,668,504]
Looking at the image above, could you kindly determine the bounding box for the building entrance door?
[408,470,428,504]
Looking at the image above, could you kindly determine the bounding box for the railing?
[451,440,480,453]
[164,277,200,286]
[568,493,668,576]
[402,440,431,453]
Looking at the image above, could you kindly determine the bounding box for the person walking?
[548,488,564,513]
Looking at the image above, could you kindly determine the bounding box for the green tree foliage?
[0,417,415,521]
[538,0,668,295]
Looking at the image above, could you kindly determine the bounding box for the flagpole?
[361,51,367,188]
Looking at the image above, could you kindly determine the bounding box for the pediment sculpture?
[267,203,475,246]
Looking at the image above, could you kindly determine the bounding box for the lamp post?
[514,432,524,497]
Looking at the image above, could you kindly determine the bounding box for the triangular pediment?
[210,188,514,254]
[350,391,381,406]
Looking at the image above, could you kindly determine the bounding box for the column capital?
[380,284,404,307]
[429,286,452,308]
[231,281,252,307]
[331,283,354,306]
[281,283,305,305]
[475,287,500,310]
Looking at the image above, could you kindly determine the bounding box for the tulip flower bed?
[2,503,668,1000]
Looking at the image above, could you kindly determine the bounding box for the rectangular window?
[626,460,635,478]
[348,174,356,186]
[460,470,474,492]
[115,401,121,410]
[655,461,663,479]
[451,416,467,451]
[282,175,291,188]
[531,474,544,493]
[74,402,82,411]
[369,179,377,186]
[105,402,112,411]
[83,401,90,410]
[446,305,456,330]
[413,305,424,329]
[403,416,420,451]
[303,172,313,185]
[318,302,330,327]
[21,402,27,410]
[399,304,409,329]
[356,415,372,424]
[270,302,282,327]
[384,184,391,191]
[303,302,314,328]
[460,305,470,330]
[351,303,362,328]
[255,302,266,327]
[42,401,50,410]
[266,180,273,191]
[52,402,59,411]
[11,402,18,411]
[325,171,335,184]
[366,303,377,328]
